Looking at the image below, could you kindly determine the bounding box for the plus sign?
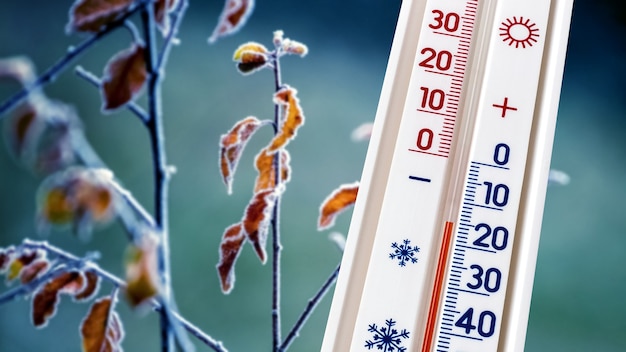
[492,97,518,118]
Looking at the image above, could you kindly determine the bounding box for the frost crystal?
[365,319,410,352]
[389,239,419,267]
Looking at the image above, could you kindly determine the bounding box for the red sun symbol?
[499,17,540,49]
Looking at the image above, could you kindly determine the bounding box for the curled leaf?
[220,116,263,194]
[318,182,359,230]
[37,167,118,236]
[75,271,101,301]
[101,43,147,112]
[208,0,255,43]
[268,86,305,152]
[67,0,134,33]
[0,56,36,85]
[253,148,290,193]
[216,223,245,294]
[124,233,160,308]
[233,42,269,75]
[80,296,124,352]
[32,271,85,327]
[242,188,280,263]
[20,259,50,284]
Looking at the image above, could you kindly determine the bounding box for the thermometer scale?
[322,0,573,351]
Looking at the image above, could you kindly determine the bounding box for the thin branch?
[270,51,284,352]
[157,0,189,69]
[4,240,228,352]
[74,66,150,125]
[0,2,146,117]
[279,264,340,351]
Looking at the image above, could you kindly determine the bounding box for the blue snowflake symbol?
[365,318,410,352]
[389,239,419,267]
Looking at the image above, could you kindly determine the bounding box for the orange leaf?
[219,116,263,194]
[32,271,85,327]
[20,259,50,284]
[37,167,117,234]
[101,43,147,112]
[318,182,359,230]
[281,38,308,57]
[253,148,290,193]
[124,235,160,308]
[67,0,134,33]
[233,42,269,75]
[208,0,255,43]
[75,271,101,301]
[268,86,305,152]
[242,189,279,263]
[216,223,246,294]
[80,296,124,352]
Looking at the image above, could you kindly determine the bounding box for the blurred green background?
[0,0,624,351]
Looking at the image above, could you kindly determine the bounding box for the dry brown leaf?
[208,0,255,43]
[6,249,44,282]
[101,43,147,112]
[318,182,359,230]
[219,116,263,194]
[67,0,134,33]
[80,296,124,352]
[20,259,50,284]
[253,148,290,193]
[32,271,85,327]
[242,189,278,263]
[216,223,246,294]
[124,235,160,308]
[268,86,305,152]
[75,271,101,301]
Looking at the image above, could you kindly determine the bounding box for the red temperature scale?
[322,0,574,351]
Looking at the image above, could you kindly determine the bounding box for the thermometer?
[322,0,573,351]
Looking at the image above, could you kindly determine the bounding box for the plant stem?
[271,52,284,352]
[279,264,340,351]
[0,2,145,117]
[141,3,174,350]
[8,240,228,352]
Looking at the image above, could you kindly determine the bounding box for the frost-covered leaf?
[216,223,245,294]
[75,271,101,301]
[242,188,279,263]
[6,249,44,282]
[208,0,255,43]
[67,0,134,33]
[220,116,263,194]
[548,169,570,186]
[101,43,147,112]
[351,122,374,142]
[37,167,117,236]
[124,234,160,308]
[155,0,178,35]
[80,296,124,352]
[281,38,308,57]
[20,259,50,284]
[0,246,16,273]
[233,42,269,75]
[318,182,359,230]
[32,271,85,327]
[253,148,290,193]
[268,86,304,152]
[0,56,36,85]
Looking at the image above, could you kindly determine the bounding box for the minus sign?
[409,176,431,183]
